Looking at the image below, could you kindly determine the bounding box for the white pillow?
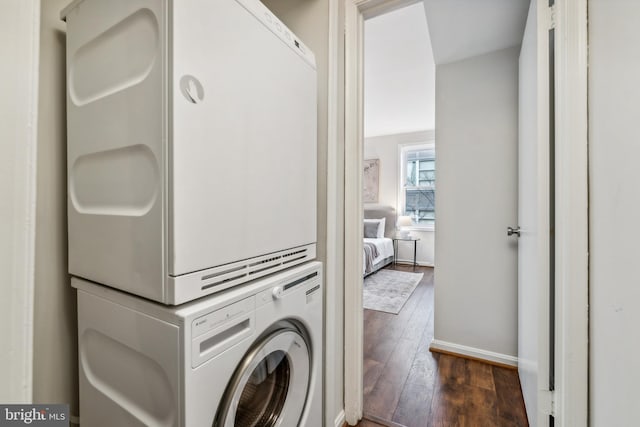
[363,218,385,238]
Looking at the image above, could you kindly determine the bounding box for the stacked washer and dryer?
[61,0,322,426]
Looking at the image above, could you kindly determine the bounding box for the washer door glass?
[216,327,310,427]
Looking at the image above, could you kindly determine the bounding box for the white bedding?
[363,237,394,273]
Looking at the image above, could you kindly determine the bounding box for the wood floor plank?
[492,366,529,426]
[364,312,396,363]
[466,359,496,391]
[405,345,438,388]
[364,358,385,395]
[404,310,438,388]
[364,377,406,421]
[401,286,432,340]
[435,353,468,387]
[461,384,499,426]
[355,419,387,427]
[391,382,432,427]
[365,337,421,419]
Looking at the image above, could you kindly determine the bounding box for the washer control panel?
[192,296,254,339]
[256,271,321,306]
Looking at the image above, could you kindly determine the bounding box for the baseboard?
[334,409,346,427]
[394,259,434,267]
[429,339,518,369]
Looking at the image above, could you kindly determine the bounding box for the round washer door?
[214,324,311,427]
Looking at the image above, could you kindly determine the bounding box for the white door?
[517,0,553,425]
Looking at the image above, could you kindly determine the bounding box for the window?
[400,143,435,228]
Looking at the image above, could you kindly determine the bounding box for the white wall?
[364,3,435,137]
[0,0,40,402]
[32,0,79,421]
[589,1,640,424]
[364,131,434,266]
[433,47,519,360]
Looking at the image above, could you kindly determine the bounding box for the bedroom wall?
[364,131,435,266]
[433,46,519,361]
[589,1,640,423]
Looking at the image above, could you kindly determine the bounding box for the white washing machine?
[73,262,323,427]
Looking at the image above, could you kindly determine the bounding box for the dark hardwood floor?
[359,265,529,427]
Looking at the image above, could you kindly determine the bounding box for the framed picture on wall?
[363,159,379,203]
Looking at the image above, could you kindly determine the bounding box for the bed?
[363,205,396,276]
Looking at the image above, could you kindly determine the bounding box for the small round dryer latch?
[179,75,205,104]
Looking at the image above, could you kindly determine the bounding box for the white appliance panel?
[62,0,317,304]
[65,0,166,302]
[77,290,181,426]
[171,0,317,275]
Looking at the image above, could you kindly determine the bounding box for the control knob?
[272,286,284,299]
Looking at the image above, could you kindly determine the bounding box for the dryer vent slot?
[283,255,306,265]
[201,265,246,281]
[200,264,248,291]
[200,319,251,356]
[189,245,314,299]
[250,256,282,267]
[248,264,277,276]
[282,249,307,265]
[201,272,247,291]
[282,249,306,258]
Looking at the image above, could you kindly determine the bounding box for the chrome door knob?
[507,226,521,237]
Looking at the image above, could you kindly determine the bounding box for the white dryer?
[62,0,317,304]
[73,262,323,427]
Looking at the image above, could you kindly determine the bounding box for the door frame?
[343,0,588,424]
[552,0,588,424]
[0,0,40,402]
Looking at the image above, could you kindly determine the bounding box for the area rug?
[363,269,423,314]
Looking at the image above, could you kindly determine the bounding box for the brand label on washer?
[192,297,253,338]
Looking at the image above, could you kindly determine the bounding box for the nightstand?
[392,236,420,271]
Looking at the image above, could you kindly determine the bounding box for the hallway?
[359,266,528,426]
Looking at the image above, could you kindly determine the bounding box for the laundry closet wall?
[33,0,79,423]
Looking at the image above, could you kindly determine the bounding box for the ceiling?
[423,0,530,65]
[364,2,435,137]
[363,0,531,137]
